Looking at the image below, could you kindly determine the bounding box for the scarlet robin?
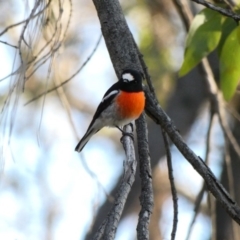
[75,69,145,152]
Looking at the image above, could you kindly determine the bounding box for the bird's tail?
[75,127,99,152]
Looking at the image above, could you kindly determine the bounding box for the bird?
[75,69,145,152]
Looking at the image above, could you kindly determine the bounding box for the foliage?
[180,8,240,101]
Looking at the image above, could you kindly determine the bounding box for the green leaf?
[218,17,237,56]
[220,26,240,101]
[179,8,222,76]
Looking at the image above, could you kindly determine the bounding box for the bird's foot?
[116,125,134,142]
[120,132,134,143]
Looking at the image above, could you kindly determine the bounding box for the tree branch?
[92,0,142,77]
[144,87,240,224]
[162,129,178,240]
[93,125,137,240]
[135,114,153,240]
[191,0,240,21]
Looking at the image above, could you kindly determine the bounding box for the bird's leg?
[116,125,134,142]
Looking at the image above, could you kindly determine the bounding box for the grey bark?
[93,125,137,240]
[136,114,153,240]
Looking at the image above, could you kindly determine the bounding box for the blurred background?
[0,0,239,240]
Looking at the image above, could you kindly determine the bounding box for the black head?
[119,69,143,92]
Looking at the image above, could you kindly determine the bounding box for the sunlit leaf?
[179,8,222,76]
[220,26,240,101]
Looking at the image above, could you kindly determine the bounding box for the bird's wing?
[86,81,120,131]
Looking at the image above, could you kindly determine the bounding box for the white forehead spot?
[122,73,134,82]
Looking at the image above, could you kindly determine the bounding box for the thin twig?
[18,0,48,71]
[36,51,55,146]
[35,5,64,140]
[136,114,153,240]
[185,110,214,240]
[202,59,240,159]
[0,0,52,37]
[24,34,102,105]
[218,103,240,159]
[208,191,216,240]
[224,142,235,199]
[191,0,240,21]
[1,0,58,137]
[172,0,192,31]
[0,40,18,49]
[186,185,206,240]
[144,86,240,224]
[61,0,73,44]
[162,129,178,240]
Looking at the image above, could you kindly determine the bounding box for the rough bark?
[136,114,153,240]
